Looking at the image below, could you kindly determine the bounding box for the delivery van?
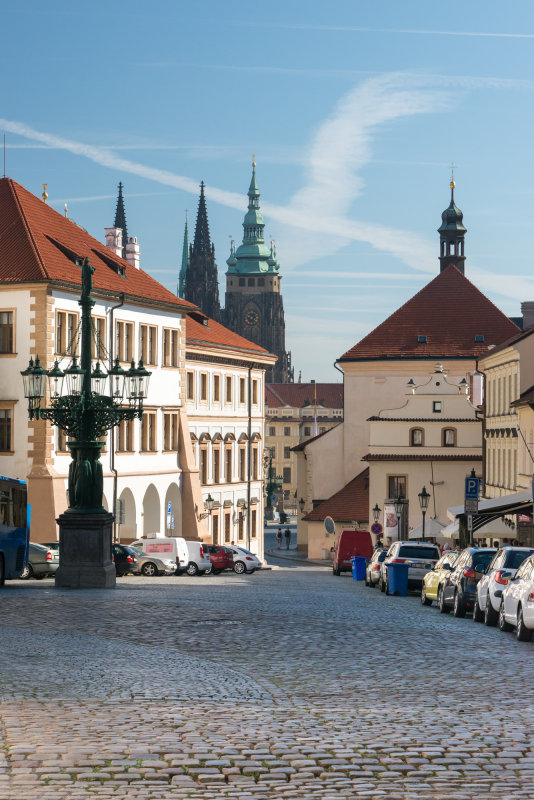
[332,529,373,576]
[132,537,211,576]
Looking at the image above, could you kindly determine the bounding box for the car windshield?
[398,546,439,560]
[472,551,496,570]
[124,546,140,556]
[235,547,253,555]
[505,549,534,570]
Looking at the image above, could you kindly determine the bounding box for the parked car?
[224,545,262,574]
[125,544,177,576]
[332,530,373,576]
[379,541,441,593]
[112,544,141,576]
[421,550,460,605]
[41,541,59,555]
[438,547,496,617]
[498,554,534,640]
[20,542,59,579]
[474,546,534,625]
[365,548,387,587]
[131,537,211,576]
[205,545,235,574]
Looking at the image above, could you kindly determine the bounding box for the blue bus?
[0,475,30,585]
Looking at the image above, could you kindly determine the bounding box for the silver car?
[20,542,60,579]
[127,546,177,577]
[474,546,534,625]
[379,541,441,593]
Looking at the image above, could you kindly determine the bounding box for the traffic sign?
[371,522,383,535]
[167,501,172,514]
[465,498,478,514]
[170,515,175,530]
[465,476,480,500]
[324,516,335,534]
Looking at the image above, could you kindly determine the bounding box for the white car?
[474,547,534,625]
[224,545,262,574]
[498,554,534,640]
[379,541,441,593]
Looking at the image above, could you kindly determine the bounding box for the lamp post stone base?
[55,511,116,589]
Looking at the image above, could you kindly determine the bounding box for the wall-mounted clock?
[244,309,260,326]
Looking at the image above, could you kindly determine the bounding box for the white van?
[132,537,211,576]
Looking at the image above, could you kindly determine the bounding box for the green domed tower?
[438,178,467,273]
[224,162,293,383]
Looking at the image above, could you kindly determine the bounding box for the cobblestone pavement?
[1,563,534,800]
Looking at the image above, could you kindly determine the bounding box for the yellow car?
[421,551,460,606]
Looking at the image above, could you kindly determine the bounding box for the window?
[163,328,179,367]
[141,411,157,451]
[163,412,178,451]
[213,374,220,403]
[320,426,326,434]
[57,428,70,453]
[117,419,134,452]
[284,426,290,436]
[388,475,406,499]
[239,447,246,482]
[186,372,194,400]
[200,448,208,485]
[115,320,134,362]
[284,446,291,459]
[252,446,259,480]
[443,428,456,447]
[238,511,245,541]
[56,311,79,355]
[251,509,257,539]
[139,324,157,365]
[0,407,12,452]
[258,278,265,287]
[433,401,442,413]
[225,376,233,403]
[92,316,106,360]
[252,379,258,405]
[239,278,245,286]
[304,426,311,436]
[239,377,246,404]
[213,448,220,484]
[410,428,424,446]
[224,512,231,543]
[474,334,485,343]
[0,311,14,354]
[269,426,275,436]
[248,278,255,286]
[200,373,208,402]
[283,467,291,484]
[417,335,427,343]
[225,447,232,482]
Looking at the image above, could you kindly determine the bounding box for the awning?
[447,489,532,533]
[408,518,445,540]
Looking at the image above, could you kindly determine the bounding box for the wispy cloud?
[238,22,534,40]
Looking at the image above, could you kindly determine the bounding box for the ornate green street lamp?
[418,486,431,543]
[21,257,151,588]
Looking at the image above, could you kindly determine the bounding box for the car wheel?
[453,590,466,618]
[186,562,199,576]
[333,566,341,576]
[34,573,45,580]
[421,584,432,606]
[379,574,385,592]
[438,585,451,614]
[211,568,221,575]
[141,562,158,577]
[484,595,498,627]
[473,595,484,623]
[516,607,532,641]
[384,576,390,595]
[233,561,246,574]
[498,601,513,632]
[20,564,33,580]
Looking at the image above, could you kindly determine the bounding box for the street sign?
[371,522,383,535]
[464,498,478,514]
[324,516,335,534]
[167,501,172,514]
[465,476,480,500]
[170,515,175,530]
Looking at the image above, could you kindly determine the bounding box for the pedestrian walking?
[276,528,282,549]
[284,527,291,550]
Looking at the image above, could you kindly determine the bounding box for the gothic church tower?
[224,162,293,383]
[184,182,221,321]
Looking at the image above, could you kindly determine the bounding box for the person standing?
[276,528,282,549]
[284,527,291,550]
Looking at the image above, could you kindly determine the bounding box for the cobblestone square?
[1,555,534,799]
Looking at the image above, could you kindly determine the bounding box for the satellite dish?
[324,516,335,535]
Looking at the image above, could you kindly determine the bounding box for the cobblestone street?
[2,552,534,800]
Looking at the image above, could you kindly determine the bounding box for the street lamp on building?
[372,503,381,523]
[21,257,151,588]
[394,496,404,540]
[418,486,431,543]
[299,497,305,517]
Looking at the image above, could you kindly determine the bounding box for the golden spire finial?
[252,152,256,168]
[450,161,456,190]
[42,183,48,203]
[64,203,68,218]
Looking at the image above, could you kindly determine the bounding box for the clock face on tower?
[244,308,260,326]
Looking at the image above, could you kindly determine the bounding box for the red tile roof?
[303,468,369,523]
[266,383,343,409]
[363,453,482,461]
[0,177,196,311]
[186,313,274,358]
[339,265,519,362]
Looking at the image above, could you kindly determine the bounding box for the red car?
[206,545,234,574]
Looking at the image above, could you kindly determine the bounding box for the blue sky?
[3,1,534,380]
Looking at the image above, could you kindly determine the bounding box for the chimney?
[521,301,534,330]
[125,236,141,270]
[105,227,123,257]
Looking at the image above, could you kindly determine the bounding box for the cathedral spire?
[178,212,189,298]
[114,182,128,258]
[192,181,212,256]
[438,174,467,274]
[184,181,221,321]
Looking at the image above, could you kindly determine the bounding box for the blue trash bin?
[386,562,410,595]
[351,556,367,581]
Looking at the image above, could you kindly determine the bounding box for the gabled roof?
[479,320,534,360]
[0,177,196,311]
[266,383,343,409]
[291,424,340,452]
[339,265,519,362]
[302,468,369,523]
[186,313,275,359]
